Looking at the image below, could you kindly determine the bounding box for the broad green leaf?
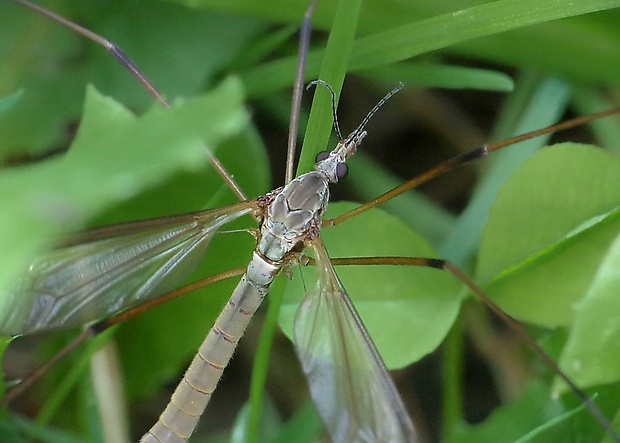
[559,230,620,390]
[0,1,263,160]
[268,402,323,443]
[444,382,590,443]
[0,90,23,114]
[478,144,620,327]
[0,79,249,320]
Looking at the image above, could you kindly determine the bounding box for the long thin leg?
[326,106,620,227]
[1,268,245,407]
[8,0,247,202]
[285,0,319,185]
[309,255,620,443]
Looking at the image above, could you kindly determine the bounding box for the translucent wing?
[294,238,420,443]
[0,202,255,335]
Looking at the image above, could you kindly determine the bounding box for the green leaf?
[0,1,263,160]
[444,381,585,443]
[558,231,620,389]
[268,402,322,443]
[0,78,249,322]
[298,0,363,174]
[478,144,620,327]
[363,63,515,92]
[349,0,620,73]
[241,0,620,96]
[0,90,23,114]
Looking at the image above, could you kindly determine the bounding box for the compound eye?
[335,162,349,180]
[315,151,329,163]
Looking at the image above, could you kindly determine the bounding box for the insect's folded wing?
[294,239,420,443]
[0,202,254,335]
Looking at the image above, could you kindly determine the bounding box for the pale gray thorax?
[258,172,328,262]
[258,128,365,262]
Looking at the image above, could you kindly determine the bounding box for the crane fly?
[2,1,620,442]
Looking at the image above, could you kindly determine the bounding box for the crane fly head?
[314,129,367,183]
